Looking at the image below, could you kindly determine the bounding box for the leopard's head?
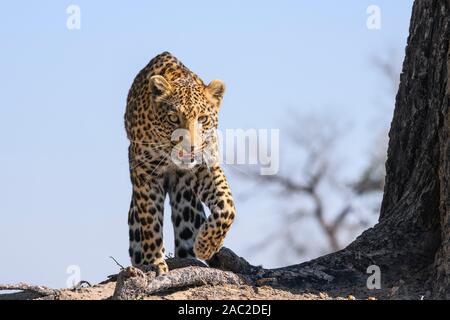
[149,75,225,169]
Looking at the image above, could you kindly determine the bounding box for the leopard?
[124,51,236,274]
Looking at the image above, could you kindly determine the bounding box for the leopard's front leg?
[194,165,236,260]
[128,162,168,275]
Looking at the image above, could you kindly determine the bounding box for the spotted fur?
[124,52,235,274]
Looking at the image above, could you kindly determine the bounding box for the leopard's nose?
[187,121,201,148]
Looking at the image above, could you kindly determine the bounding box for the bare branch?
[109,256,125,270]
[0,283,58,299]
[113,247,257,300]
[330,205,353,233]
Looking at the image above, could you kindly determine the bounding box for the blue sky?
[0,1,413,288]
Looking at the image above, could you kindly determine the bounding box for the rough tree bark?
[254,0,449,298]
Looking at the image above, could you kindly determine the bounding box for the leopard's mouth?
[169,147,203,169]
[168,141,218,169]
[178,149,193,158]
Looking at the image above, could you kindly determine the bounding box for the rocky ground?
[44,282,337,300]
[0,280,355,300]
[0,248,422,300]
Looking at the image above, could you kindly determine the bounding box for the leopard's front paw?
[139,260,169,276]
[194,224,225,260]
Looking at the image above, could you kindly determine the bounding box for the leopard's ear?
[149,75,172,99]
[206,80,226,104]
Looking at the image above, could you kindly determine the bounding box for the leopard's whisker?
[147,152,171,179]
[128,145,173,170]
[129,140,171,148]
[129,152,170,171]
[223,163,254,178]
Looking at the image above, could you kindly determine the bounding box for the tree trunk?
[257,0,450,299]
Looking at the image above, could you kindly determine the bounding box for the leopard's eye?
[198,115,208,124]
[168,114,179,124]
